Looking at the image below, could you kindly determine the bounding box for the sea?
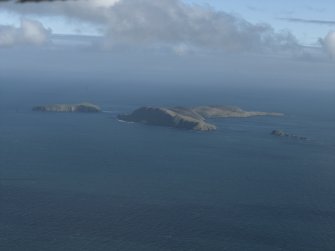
[1,82,335,251]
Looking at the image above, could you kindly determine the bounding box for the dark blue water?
[1,86,335,250]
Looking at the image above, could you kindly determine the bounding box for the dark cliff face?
[117,107,216,131]
[118,107,175,126]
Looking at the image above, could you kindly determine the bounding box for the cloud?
[15,0,66,2]
[279,18,335,25]
[104,0,300,53]
[0,0,300,54]
[0,18,51,47]
[0,0,121,26]
[320,31,335,58]
[9,0,118,5]
[0,0,71,2]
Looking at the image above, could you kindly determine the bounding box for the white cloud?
[21,18,50,45]
[90,0,121,8]
[323,31,335,58]
[98,0,300,54]
[0,18,51,47]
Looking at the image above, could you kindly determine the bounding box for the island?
[117,106,283,131]
[271,130,307,140]
[32,103,101,113]
[117,107,216,131]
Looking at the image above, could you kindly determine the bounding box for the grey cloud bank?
[1,0,300,54]
[2,0,335,61]
[100,0,299,53]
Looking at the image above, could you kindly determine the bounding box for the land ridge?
[118,105,283,131]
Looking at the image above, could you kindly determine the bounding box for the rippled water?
[1,88,335,250]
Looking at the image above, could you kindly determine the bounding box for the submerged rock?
[32,103,101,113]
[271,130,289,137]
[271,130,307,140]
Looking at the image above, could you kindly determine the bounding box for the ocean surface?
[1,85,335,251]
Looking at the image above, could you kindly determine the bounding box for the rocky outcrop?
[32,103,101,113]
[117,105,282,131]
[192,106,283,118]
[117,107,216,131]
[271,130,307,140]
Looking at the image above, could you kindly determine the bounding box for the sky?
[188,0,335,46]
[0,0,334,92]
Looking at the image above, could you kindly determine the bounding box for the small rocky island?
[118,106,283,131]
[32,103,101,113]
[271,130,307,140]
